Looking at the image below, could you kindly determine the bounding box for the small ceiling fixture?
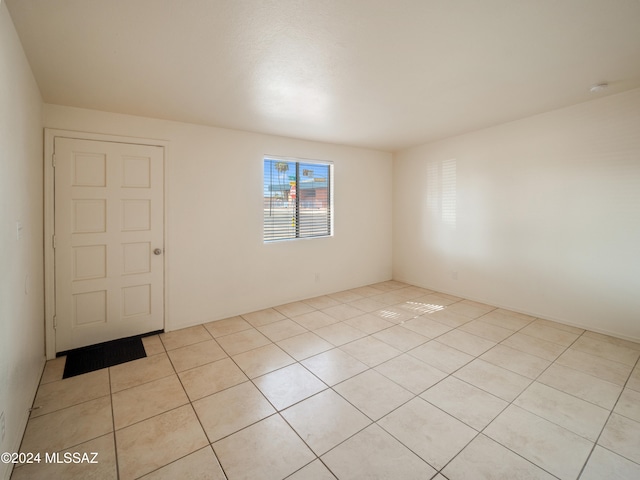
[589,83,609,93]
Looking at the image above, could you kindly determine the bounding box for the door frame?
[44,129,170,359]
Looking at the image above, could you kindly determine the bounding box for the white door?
[54,137,164,352]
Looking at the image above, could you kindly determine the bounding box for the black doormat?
[62,335,147,379]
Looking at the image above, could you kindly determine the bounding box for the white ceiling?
[7,0,640,151]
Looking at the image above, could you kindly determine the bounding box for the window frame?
[263,155,334,243]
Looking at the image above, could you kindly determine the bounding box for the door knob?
[153,248,163,255]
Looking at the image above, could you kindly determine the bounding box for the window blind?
[263,157,333,242]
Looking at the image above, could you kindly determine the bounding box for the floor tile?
[140,446,226,480]
[292,310,340,330]
[398,299,445,315]
[501,331,567,361]
[537,363,622,409]
[254,363,327,410]
[333,369,413,420]
[232,343,295,378]
[437,329,496,356]
[349,285,386,297]
[193,381,275,442]
[514,382,610,441]
[276,332,333,360]
[442,434,555,480]
[408,340,474,374]
[476,310,533,330]
[321,424,437,480]
[374,292,413,306]
[302,295,341,310]
[484,405,593,480]
[286,459,337,480]
[416,293,460,306]
[628,367,640,392]
[281,389,371,455]
[31,369,110,417]
[494,308,536,322]
[599,413,640,464]
[519,322,580,347]
[446,299,496,318]
[459,319,514,342]
[370,305,416,323]
[427,309,471,328]
[454,359,531,402]
[379,397,477,470]
[480,344,551,379]
[112,374,189,430]
[327,290,364,303]
[241,307,286,327]
[371,280,407,291]
[167,339,227,372]
[11,433,117,480]
[116,405,208,480]
[179,357,248,401]
[215,328,271,356]
[39,356,66,384]
[614,388,640,423]
[392,286,431,300]
[301,349,368,385]
[401,316,452,338]
[314,322,367,346]
[257,318,308,342]
[274,301,316,318]
[583,331,640,351]
[580,445,640,480]
[160,325,212,351]
[213,415,315,480]
[372,325,429,351]
[339,336,402,367]
[109,353,175,393]
[344,313,395,334]
[531,318,584,334]
[18,283,640,480]
[556,348,632,386]
[142,335,166,356]
[347,297,388,313]
[204,316,252,337]
[572,335,640,366]
[375,353,446,394]
[421,376,507,430]
[20,396,112,455]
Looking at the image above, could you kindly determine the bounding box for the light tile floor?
[12,281,640,479]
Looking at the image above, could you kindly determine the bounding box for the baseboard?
[1,355,47,480]
[392,278,640,344]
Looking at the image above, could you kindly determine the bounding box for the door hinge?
[52,154,56,167]
[53,315,57,329]
[52,235,57,249]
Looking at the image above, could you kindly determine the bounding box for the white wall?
[44,105,393,332]
[394,88,640,341]
[0,3,45,478]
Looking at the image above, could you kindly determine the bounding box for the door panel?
[54,137,164,352]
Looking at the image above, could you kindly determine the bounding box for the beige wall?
[0,3,45,477]
[44,105,394,332]
[393,88,640,341]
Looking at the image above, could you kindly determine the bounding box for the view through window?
[263,157,333,242]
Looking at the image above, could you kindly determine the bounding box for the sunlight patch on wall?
[426,158,457,229]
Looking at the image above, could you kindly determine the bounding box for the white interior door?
[54,137,164,352]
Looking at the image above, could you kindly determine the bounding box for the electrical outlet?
[1,411,5,443]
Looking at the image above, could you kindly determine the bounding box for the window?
[263,156,333,242]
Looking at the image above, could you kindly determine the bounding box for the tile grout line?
[576,353,640,478]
